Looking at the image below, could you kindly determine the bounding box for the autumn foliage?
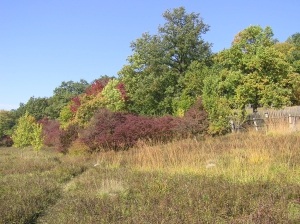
[0,135,13,147]
[116,82,129,101]
[9,13,298,155]
[57,124,81,153]
[173,98,209,137]
[79,109,176,151]
[85,78,110,96]
[38,118,60,147]
[34,98,209,153]
[70,96,81,114]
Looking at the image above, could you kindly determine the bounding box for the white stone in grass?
[206,163,216,168]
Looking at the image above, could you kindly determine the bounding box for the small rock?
[206,163,216,168]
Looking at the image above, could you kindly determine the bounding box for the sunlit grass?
[94,132,300,185]
[1,130,300,223]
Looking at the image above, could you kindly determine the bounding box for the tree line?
[1,6,299,152]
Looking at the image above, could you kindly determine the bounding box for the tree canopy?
[46,79,89,119]
[119,6,212,116]
[214,25,294,111]
[12,111,44,155]
[201,25,299,134]
[0,110,15,138]
[2,7,300,147]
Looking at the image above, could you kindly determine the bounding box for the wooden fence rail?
[230,106,300,132]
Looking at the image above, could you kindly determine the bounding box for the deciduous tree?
[286,32,300,73]
[31,122,44,154]
[12,111,45,156]
[13,97,49,121]
[215,25,294,112]
[119,7,211,115]
[45,79,89,119]
[173,61,211,116]
[202,68,232,135]
[102,79,126,112]
[0,110,16,138]
[12,112,35,156]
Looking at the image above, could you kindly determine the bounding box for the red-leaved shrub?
[57,124,81,153]
[85,78,110,96]
[50,99,208,153]
[0,135,13,147]
[116,82,129,101]
[70,96,81,114]
[172,98,209,137]
[80,109,176,151]
[38,118,60,147]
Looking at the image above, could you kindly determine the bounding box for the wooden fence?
[230,106,300,132]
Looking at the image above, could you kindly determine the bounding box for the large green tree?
[287,32,300,47]
[286,33,300,74]
[173,61,211,116]
[23,97,49,120]
[203,26,298,134]
[202,68,232,135]
[12,97,49,121]
[119,7,211,116]
[157,7,212,74]
[0,110,16,137]
[214,25,295,112]
[45,79,89,119]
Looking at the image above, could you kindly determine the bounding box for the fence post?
[253,118,258,131]
[264,112,269,133]
[230,120,235,133]
[289,114,292,124]
[289,114,294,129]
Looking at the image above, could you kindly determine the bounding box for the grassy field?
[1,131,300,223]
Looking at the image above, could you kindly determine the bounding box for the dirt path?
[34,166,91,224]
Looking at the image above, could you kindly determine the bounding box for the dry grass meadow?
[1,129,300,223]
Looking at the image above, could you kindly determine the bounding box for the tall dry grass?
[45,131,300,223]
[2,129,300,223]
[264,116,300,135]
[94,131,300,184]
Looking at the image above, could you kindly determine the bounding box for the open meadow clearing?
[1,132,300,223]
[1,2,300,223]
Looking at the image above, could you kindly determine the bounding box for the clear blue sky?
[1,0,299,110]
